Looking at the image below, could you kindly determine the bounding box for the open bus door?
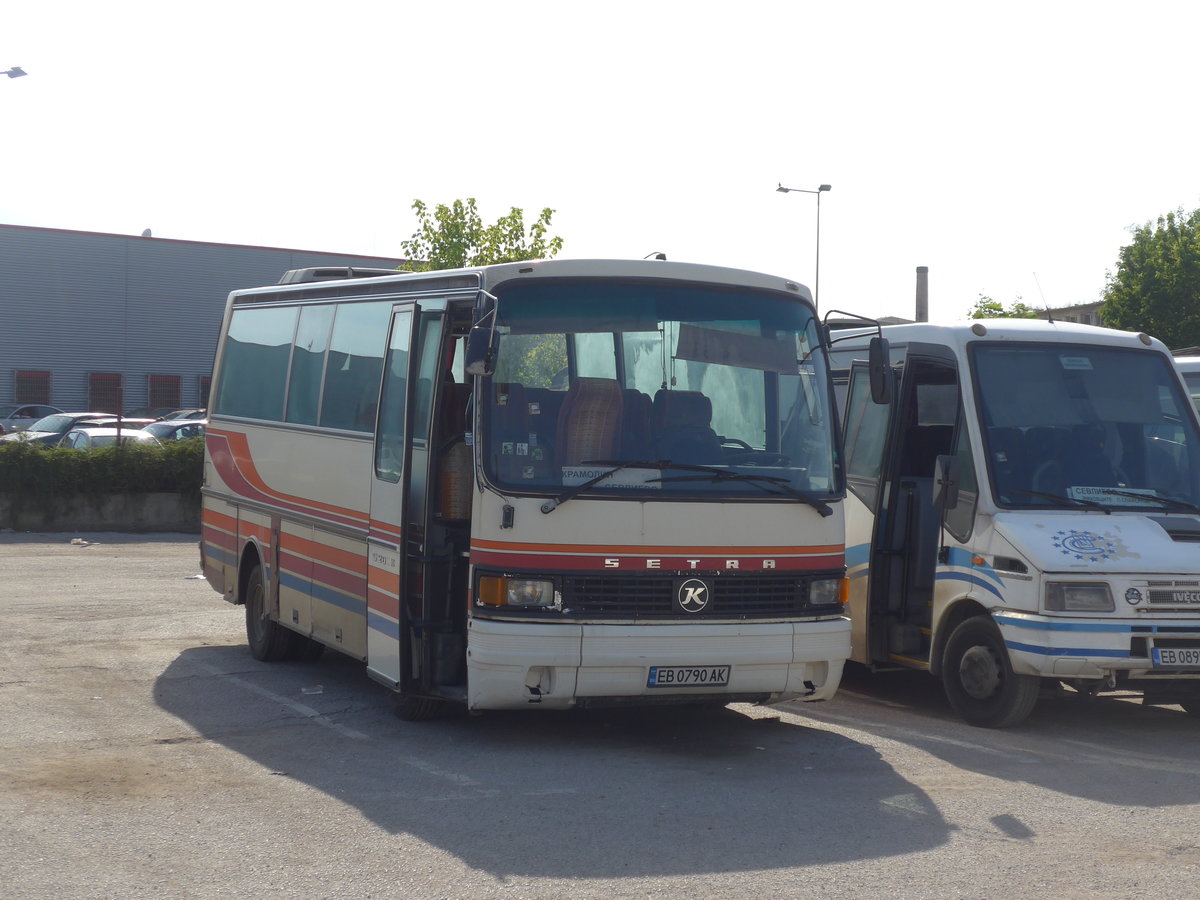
[845,344,962,668]
[367,304,419,691]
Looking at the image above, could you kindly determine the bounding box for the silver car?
[0,403,63,436]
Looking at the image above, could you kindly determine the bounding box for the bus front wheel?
[245,563,293,662]
[942,616,1039,728]
[393,694,444,722]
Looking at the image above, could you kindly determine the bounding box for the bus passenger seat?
[556,377,624,466]
[652,390,722,464]
[621,389,654,459]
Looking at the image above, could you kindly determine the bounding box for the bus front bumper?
[465,616,851,711]
[995,611,1200,682]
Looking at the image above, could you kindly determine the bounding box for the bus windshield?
[973,342,1200,511]
[480,279,839,501]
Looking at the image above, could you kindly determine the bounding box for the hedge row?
[0,439,205,499]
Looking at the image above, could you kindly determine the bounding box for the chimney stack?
[915,266,929,322]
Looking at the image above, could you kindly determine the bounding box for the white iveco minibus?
[200,258,854,718]
[830,319,1200,726]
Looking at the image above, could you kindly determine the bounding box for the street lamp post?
[776,182,831,310]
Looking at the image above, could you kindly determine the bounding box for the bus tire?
[393,694,444,722]
[244,563,293,662]
[942,616,1039,728]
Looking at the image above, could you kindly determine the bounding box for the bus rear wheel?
[942,616,1039,728]
[245,563,293,662]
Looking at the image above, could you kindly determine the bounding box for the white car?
[58,427,162,450]
[0,403,63,436]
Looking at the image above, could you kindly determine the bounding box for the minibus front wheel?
[942,616,1039,728]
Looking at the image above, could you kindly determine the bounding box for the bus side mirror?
[464,325,497,377]
[868,336,891,405]
[933,454,961,510]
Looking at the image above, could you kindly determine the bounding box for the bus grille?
[559,574,836,619]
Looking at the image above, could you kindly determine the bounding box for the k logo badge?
[674,577,712,614]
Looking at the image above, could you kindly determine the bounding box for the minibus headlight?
[1044,582,1114,612]
[477,576,559,608]
[810,577,845,606]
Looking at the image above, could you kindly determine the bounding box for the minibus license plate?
[647,665,730,687]
[1152,647,1200,668]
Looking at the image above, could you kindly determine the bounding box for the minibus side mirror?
[933,454,961,510]
[464,324,498,377]
[868,336,892,405]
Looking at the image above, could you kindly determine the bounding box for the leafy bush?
[0,438,204,500]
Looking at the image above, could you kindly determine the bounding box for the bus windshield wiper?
[1091,489,1200,513]
[652,470,834,517]
[1010,489,1109,511]
[539,460,670,513]
[540,459,832,517]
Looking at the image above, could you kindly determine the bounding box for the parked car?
[58,427,162,450]
[0,403,64,436]
[124,407,186,420]
[161,408,207,420]
[139,419,207,442]
[1,412,118,446]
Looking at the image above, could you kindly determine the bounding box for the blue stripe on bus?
[935,571,1004,600]
[279,570,366,616]
[994,615,1132,633]
[205,544,235,567]
[367,611,400,640]
[1005,640,1129,658]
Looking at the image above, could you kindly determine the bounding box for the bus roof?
[237,258,814,305]
[833,318,1168,355]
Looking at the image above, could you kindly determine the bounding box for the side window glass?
[375,310,414,482]
[844,366,891,508]
[319,301,392,432]
[285,305,334,426]
[411,315,445,444]
[944,415,978,541]
[213,306,298,421]
[574,332,617,380]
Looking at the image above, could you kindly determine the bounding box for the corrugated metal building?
[0,224,405,414]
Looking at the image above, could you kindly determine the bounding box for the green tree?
[968,294,1040,319]
[399,198,564,271]
[1101,206,1200,348]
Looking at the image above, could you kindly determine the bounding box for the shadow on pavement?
[155,644,951,880]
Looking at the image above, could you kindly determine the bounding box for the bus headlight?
[810,577,845,606]
[1044,582,1114,612]
[477,576,559,608]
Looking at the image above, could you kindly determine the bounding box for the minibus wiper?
[1010,489,1108,510]
[652,470,834,517]
[1092,489,1200,513]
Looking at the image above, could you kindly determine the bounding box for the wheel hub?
[959,645,1002,700]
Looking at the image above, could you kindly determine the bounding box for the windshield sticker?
[1052,529,1120,562]
[561,466,663,489]
[1068,485,1162,507]
[1059,355,1094,371]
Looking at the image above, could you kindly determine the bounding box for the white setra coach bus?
[200,258,859,718]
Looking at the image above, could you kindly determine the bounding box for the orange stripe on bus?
[469,539,843,556]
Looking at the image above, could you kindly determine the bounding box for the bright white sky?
[6,1,1200,323]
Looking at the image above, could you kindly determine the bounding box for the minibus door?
[870,347,960,667]
[366,304,419,688]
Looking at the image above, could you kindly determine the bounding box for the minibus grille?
[559,574,836,619]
